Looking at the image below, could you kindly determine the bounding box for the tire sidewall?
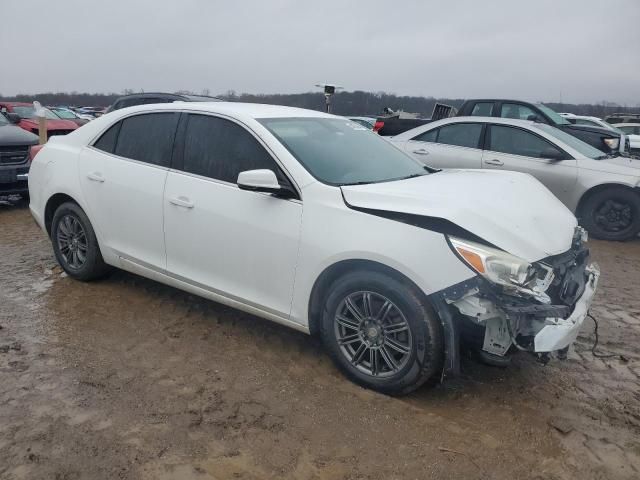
[51,202,105,280]
[320,270,442,394]
[581,189,640,241]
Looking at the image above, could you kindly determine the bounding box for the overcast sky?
[1,0,639,105]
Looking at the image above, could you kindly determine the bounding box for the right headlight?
[449,237,553,302]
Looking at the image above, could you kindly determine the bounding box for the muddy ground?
[1,197,639,480]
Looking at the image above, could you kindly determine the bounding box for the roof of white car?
[119,101,335,119]
[613,122,640,127]
[443,116,539,127]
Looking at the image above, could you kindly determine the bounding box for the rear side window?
[93,122,121,153]
[435,123,483,148]
[413,129,438,143]
[470,102,493,116]
[488,125,564,159]
[114,113,179,167]
[181,114,284,184]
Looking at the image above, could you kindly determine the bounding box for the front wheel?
[320,270,443,395]
[51,202,111,281]
[580,188,640,241]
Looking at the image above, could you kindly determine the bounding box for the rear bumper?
[534,264,599,352]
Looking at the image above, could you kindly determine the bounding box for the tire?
[51,202,111,281]
[320,270,443,395]
[579,188,640,241]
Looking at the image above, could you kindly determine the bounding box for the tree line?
[1,90,637,119]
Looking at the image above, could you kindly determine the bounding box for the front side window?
[182,114,284,184]
[488,125,566,159]
[470,102,493,116]
[500,103,538,121]
[114,112,179,166]
[259,117,427,186]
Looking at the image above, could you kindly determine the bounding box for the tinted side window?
[93,122,121,153]
[470,102,494,116]
[500,103,538,121]
[182,114,283,184]
[413,128,438,143]
[114,113,179,167]
[436,123,483,148]
[574,119,598,127]
[489,125,563,159]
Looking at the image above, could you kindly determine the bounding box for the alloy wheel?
[334,291,413,378]
[594,199,633,233]
[56,214,88,270]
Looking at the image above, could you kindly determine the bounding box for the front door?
[163,113,302,318]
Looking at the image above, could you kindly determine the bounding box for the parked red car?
[0,102,78,137]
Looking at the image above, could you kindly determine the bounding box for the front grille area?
[544,243,590,307]
[0,145,29,165]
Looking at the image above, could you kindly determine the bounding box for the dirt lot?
[1,198,639,480]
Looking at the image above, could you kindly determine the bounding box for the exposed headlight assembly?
[449,237,553,302]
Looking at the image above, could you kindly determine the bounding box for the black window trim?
[411,121,486,150]
[484,123,574,161]
[88,110,181,170]
[170,110,301,201]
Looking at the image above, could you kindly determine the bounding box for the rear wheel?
[580,188,640,241]
[320,270,443,395]
[51,202,111,280]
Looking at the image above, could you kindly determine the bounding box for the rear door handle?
[86,172,105,182]
[412,148,430,156]
[169,196,194,209]
[484,159,504,166]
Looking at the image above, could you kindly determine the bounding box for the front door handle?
[169,196,194,209]
[86,172,105,182]
[484,159,504,166]
[412,148,430,156]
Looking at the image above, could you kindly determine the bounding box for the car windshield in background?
[260,117,428,186]
[51,109,76,119]
[537,124,607,159]
[13,106,60,120]
[539,104,571,125]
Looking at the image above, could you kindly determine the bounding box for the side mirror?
[7,113,21,124]
[540,148,566,161]
[237,169,295,198]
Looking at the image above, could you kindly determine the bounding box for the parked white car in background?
[29,103,598,394]
[390,117,640,241]
[613,123,640,156]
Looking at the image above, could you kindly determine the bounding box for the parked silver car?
[390,117,640,241]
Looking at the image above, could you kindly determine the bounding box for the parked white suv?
[390,117,640,241]
[29,103,599,394]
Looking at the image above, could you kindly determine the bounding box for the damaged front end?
[433,227,600,373]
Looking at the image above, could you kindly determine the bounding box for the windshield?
[537,124,607,159]
[13,106,60,120]
[539,104,570,125]
[51,108,76,119]
[259,117,428,185]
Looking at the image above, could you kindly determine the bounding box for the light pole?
[315,84,343,114]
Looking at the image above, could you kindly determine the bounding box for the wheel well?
[44,193,78,236]
[575,184,640,220]
[307,259,424,337]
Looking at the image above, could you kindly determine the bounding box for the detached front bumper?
[533,264,599,352]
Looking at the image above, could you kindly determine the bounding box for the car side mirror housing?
[540,148,566,161]
[7,113,21,124]
[237,169,295,198]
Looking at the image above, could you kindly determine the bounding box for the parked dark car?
[457,99,626,155]
[105,92,223,113]
[0,113,39,196]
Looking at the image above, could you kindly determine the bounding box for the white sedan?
[390,117,640,241]
[28,103,598,394]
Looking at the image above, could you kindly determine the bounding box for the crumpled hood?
[341,169,577,262]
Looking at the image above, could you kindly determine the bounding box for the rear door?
[79,112,179,270]
[482,124,577,204]
[403,122,484,169]
[163,113,302,317]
